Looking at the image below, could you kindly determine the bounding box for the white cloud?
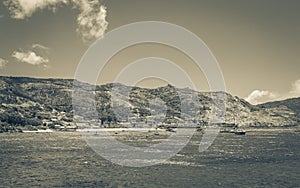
[12,50,49,66]
[3,0,68,19]
[0,58,8,69]
[245,90,277,105]
[290,79,300,95]
[4,0,108,41]
[245,79,300,104]
[73,0,108,42]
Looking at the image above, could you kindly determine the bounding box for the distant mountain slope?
[258,97,300,117]
[0,76,299,131]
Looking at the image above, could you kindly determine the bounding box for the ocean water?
[0,129,299,187]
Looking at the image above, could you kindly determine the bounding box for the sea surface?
[0,129,299,187]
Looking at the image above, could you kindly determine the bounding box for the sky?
[0,0,299,104]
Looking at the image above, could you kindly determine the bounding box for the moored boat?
[234,130,246,135]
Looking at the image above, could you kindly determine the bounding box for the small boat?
[220,129,231,133]
[234,130,246,135]
[166,127,176,133]
[220,128,236,133]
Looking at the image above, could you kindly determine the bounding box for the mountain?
[0,76,299,132]
[258,97,300,117]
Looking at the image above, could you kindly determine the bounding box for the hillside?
[0,76,299,132]
[258,97,300,117]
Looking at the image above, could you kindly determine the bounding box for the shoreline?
[1,125,299,134]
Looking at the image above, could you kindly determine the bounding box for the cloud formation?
[245,90,277,105]
[73,0,108,42]
[0,58,8,69]
[12,50,49,66]
[3,0,68,19]
[290,79,300,95]
[3,0,108,41]
[245,79,300,105]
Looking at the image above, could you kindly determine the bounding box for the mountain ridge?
[0,76,299,132]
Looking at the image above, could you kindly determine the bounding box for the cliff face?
[0,76,299,129]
